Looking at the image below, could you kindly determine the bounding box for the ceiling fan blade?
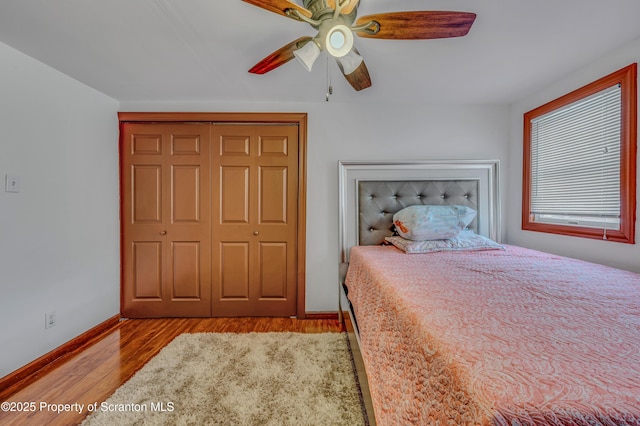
[242,0,312,19]
[341,0,359,15]
[327,0,360,15]
[249,37,313,75]
[355,11,476,39]
[336,55,372,91]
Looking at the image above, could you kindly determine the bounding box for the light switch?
[5,174,20,193]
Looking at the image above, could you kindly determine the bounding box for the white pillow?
[393,205,477,241]
[385,231,504,254]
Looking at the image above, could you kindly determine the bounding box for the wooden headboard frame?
[338,160,501,264]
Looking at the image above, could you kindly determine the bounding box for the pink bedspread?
[345,245,640,425]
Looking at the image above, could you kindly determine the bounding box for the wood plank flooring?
[0,317,344,426]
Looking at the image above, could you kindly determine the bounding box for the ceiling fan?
[243,0,476,91]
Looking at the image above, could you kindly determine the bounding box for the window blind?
[529,84,621,219]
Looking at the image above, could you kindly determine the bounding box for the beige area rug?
[82,332,366,426]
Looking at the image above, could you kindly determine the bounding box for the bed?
[338,160,640,426]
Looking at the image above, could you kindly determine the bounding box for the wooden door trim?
[118,112,307,125]
[118,112,308,319]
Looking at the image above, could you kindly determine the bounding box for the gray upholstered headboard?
[339,160,501,264]
[358,180,479,245]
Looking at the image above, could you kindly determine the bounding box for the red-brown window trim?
[522,63,637,244]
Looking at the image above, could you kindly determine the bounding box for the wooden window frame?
[522,63,637,244]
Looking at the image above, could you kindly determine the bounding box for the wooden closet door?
[121,123,211,317]
[211,124,298,316]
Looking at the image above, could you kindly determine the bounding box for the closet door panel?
[132,165,162,223]
[219,242,250,299]
[122,123,211,317]
[171,241,201,299]
[212,124,298,316]
[132,241,163,299]
[258,242,288,299]
[259,166,288,224]
[220,166,250,224]
[171,165,200,223]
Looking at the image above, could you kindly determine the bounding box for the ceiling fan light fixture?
[293,40,321,72]
[325,24,354,58]
[336,49,363,75]
[245,1,477,93]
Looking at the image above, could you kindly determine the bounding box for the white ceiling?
[1,1,640,105]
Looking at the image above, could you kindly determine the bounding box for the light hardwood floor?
[0,317,344,426]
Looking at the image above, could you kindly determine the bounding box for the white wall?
[0,42,120,377]
[122,100,510,313]
[507,36,640,273]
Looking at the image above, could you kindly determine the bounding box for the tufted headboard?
[358,180,479,246]
[339,160,501,264]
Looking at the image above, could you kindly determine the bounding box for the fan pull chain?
[326,56,333,102]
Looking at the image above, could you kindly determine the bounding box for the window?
[522,63,637,243]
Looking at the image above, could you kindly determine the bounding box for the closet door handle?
[253,231,259,236]
[160,230,167,236]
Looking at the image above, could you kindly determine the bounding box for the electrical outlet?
[45,311,56,329]
[5,174,21,193]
